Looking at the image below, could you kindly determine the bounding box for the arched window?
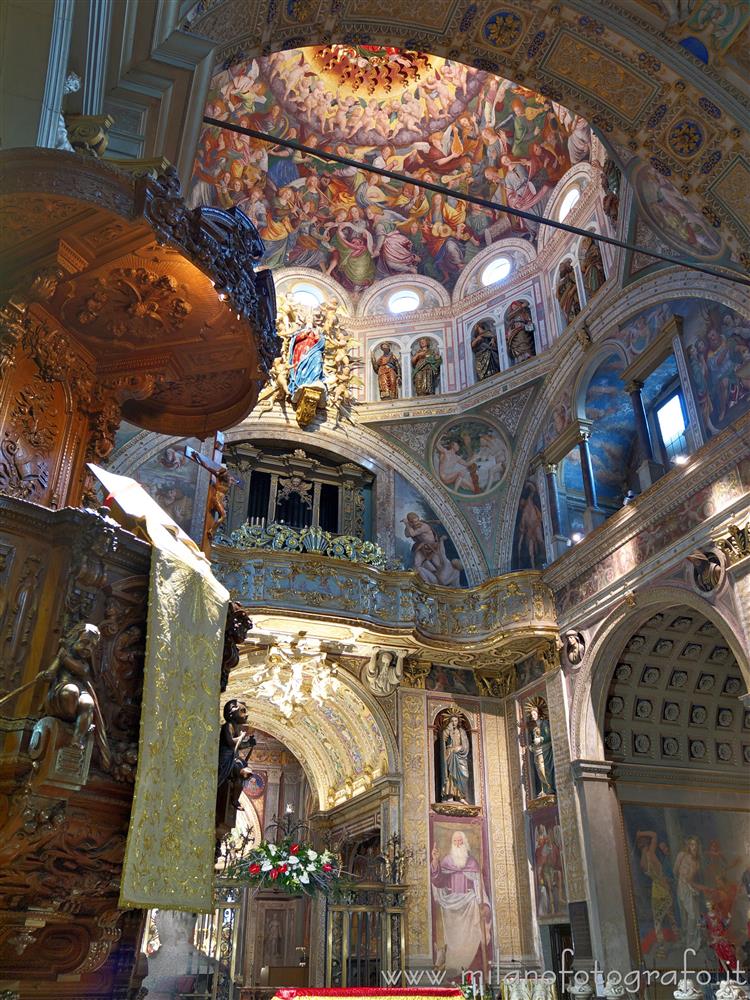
[558,187,580,222]
[289,281,325,308]
[388,289,420,314]
[480,256,512,287]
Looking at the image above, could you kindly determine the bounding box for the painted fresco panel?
[632,162,725,260]
[132,439,202,533]
[512,468,546,570]
[621,802,749,970]
[528,804,567,922]
[394,473,467,587]
[429,815,493,974]
[431,418,509,497]
[620,298,750,438]
[425,664,479,696]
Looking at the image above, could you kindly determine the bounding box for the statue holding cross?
[184,432,236,551]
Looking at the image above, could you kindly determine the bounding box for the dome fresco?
[189,45,592,292]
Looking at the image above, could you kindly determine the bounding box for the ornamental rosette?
[224,838,341,895]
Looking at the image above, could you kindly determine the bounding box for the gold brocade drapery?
[90,463,231,913]
[119,542,228,911]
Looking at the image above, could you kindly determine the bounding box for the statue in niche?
[363,648,405,696]
[371,341,402,399]
[435,710,474,805]
[525,697,556,797]
[411,337,442,396]
[600,158,621,226]
[471,320,501,381]
[40,621,111,769]
[504,300,536,365]
[580,237,606,298]
[563,631,585,666]
[556,260,581,325]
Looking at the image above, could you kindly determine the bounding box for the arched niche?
[554,256,582,332]
[503,298,537,367]
[577,229,607,303]
[468,317,501,384]
[407,333,445,398]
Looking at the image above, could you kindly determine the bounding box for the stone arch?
[570,586,750,762]
[498,266,750,571]
[273,266,355,316]
[224,653,400,812]
[572,342,629,419]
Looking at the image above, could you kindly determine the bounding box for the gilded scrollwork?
[719,518,750,566]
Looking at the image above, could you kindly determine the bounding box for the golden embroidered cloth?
[90,466,229,912]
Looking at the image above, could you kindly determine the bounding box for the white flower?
[299,872,310,884]
[261,860,273,872]
[307,850,318,861]
[267,843,277,855]
[286,855,300,866]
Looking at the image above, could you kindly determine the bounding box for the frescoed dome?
[189,45,592,293]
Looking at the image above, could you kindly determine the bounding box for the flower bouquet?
[225,838,341,895]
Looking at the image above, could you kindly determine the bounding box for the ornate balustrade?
[211,540,557,653]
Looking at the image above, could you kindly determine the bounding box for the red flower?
[270,868,279,880]
[322,863,333,872]
[279,863,288,873]
[290,843,300,854]
[248,863,261,875]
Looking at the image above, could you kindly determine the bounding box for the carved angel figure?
[41,621,111,768]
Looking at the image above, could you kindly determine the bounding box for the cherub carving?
[41,621,111,768]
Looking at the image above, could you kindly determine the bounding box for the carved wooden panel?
[0,497,151,998]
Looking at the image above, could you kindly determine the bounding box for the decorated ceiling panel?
[189,45,591,291]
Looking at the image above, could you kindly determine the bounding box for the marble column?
[571,760,637,972]
[578,433,605,531]
[544,462,570,558]
[625,379,664,491]
[37,0,75,148]
[82,0,112,115]
[264,765,282,838]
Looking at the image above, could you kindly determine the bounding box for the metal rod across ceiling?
[203,115,749,288]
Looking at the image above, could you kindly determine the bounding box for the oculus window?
[480,256,512,287]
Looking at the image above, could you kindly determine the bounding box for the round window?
[480,257,512,287]
[388,289,421,314]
